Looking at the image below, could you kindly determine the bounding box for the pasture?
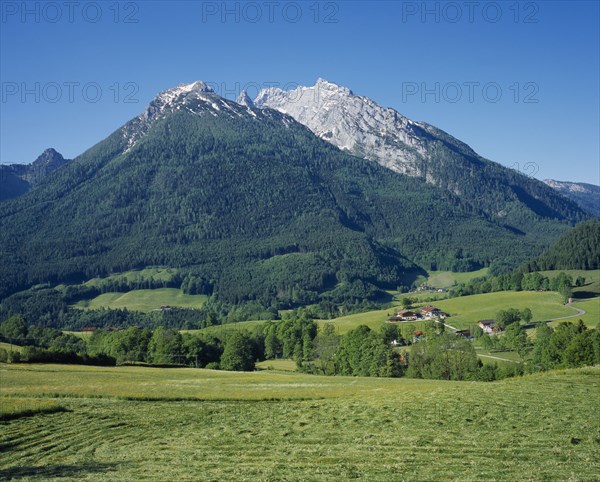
[1,363,598,480]
[552,298,599,329]
[183,319,267,338]
[81,267,180,287]
[431,291,576,329]
[423,268,489,288]
[0,342,24,353]
[72,288,208,312]
[317,290,577,333]
[540,269,600,299]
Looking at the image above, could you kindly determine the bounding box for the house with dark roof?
[420,305,446,319]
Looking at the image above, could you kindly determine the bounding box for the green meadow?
[422,268,489,288]
[316,290,578,334]
[540,269,600,298]
[81,268,180,287]
[255,359,297,371]
[553,298,599,329]
[1,363,598,481]
[431,291,576,329]
[0,342,24,353]
[72,288,208,312]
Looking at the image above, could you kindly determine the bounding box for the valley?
[2,2,598,480]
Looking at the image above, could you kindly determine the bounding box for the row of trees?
[451,271,580,302]
[2,311,598,382]
[531,321,599,371]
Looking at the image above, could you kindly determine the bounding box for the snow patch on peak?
[166,80,213,96]
[153,81,214,110]
[122,80,221,153]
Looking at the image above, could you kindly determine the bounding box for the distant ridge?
[544,179,600,217]
[0,148,70,201]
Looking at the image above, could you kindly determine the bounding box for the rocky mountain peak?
[236,90,255,108]
[123,80,227,152]
[253,79,425,176]
[31,148,65,167]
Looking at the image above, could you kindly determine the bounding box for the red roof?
[414,330,424,336]
[421,306,438,313]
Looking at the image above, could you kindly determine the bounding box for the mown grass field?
[1,363,598,480]
[0,398,67,421]
[72,288,208,312]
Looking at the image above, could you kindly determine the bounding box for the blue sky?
[1,0,598,184]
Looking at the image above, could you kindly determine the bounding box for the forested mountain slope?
[525,219,600,271]
[254,79,587,232]
[0,82,587,303]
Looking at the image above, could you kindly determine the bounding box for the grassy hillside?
[320,290,577,333]
[184,319,267,338]
[0,342,24,353]
[318,307,390,334]
[72,288,208,312]
[432,291,575,329]
[1,363,598,480]
[552,298,599,329]
[81,267,179,287]
[539,269,600,299]
[421,268,489,288]
[255,359,297,371]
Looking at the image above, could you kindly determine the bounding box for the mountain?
[0,81,588,304]
[544,179,600,217]
[254,79,585,228]
[0,148,70,201]
[525,219,600,271]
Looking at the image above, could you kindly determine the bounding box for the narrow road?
[544,301,587,323]
[434,319,459,331]
[477,353,518,363]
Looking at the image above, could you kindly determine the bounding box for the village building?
[454,329,472,339]
[478,319,503,335]
[420,305,446,319]
[388,310,421,322]
[390,310,422,321]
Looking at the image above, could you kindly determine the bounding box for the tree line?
[2,307,598,382]
[450,270,579,303]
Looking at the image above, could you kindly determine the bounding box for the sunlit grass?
[0,397,67,421]
[0,364,598,480]
[72,288,208,312]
